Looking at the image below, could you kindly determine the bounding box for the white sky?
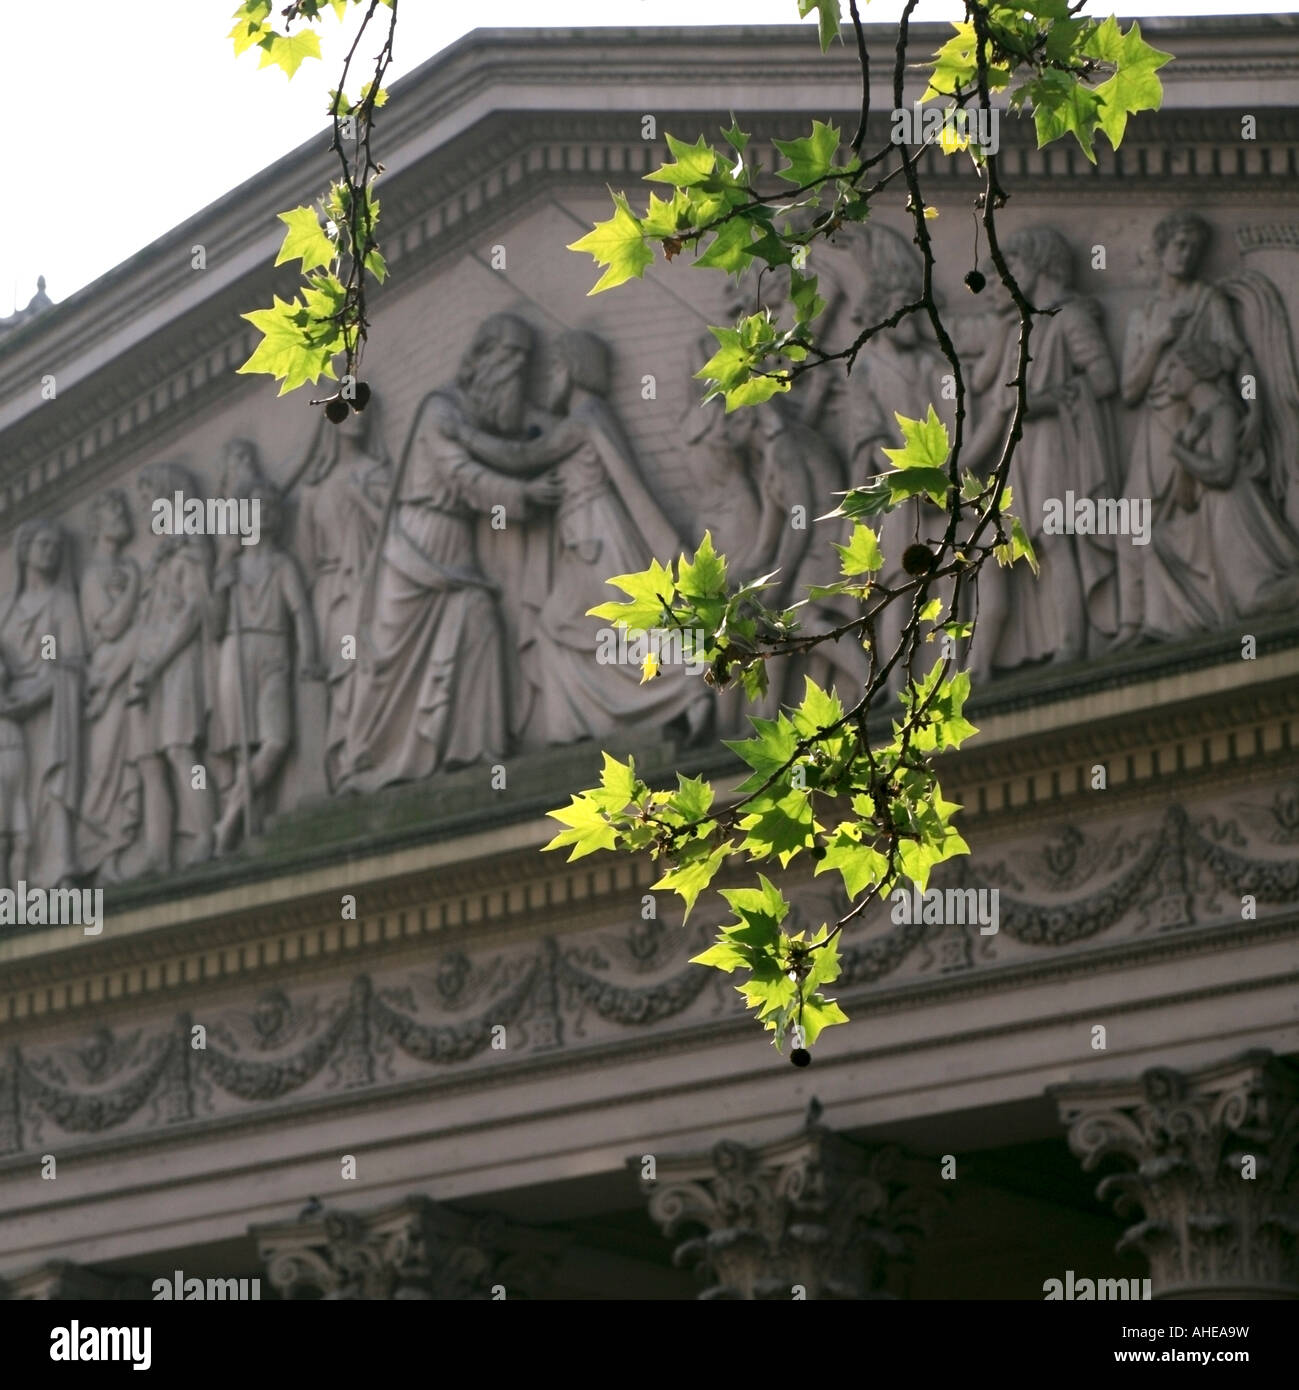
[0,0,1287,316]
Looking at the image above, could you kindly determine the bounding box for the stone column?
[251,1195,566,1299]
[1053,1050,1299,1299]
[638,1107,942,1299]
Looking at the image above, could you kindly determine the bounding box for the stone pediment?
[0,18,1295,911]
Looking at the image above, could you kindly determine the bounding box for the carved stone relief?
[1053,1052,1299,1298]
[641,1115,943,1299]
[251,1195,566,1299]
[0,216,1295,889]
[2,777,1297,1158]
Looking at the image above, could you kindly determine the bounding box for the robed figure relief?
[295,398,393,789]
[812,226,956,693]
[210,485,324,853]
[340,313,562,791]
[677,332,761,567]
[1118,211,1299,641]
[740,397,870,712]
[0,520,85,888]
[960,226,1120,677]
[127,463,216,874]
[79,490,142,882]
[446,329,710,746]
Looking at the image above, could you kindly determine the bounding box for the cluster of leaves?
[552,2,1170,1060]
[926,7,1171,162]
[545,421,981,1052]
[230,0,396,399]
[568,3,1170,407]
[228,0,1172,1060]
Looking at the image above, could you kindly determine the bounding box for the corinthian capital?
[639,1112,941,1300]
[1053,1051,1299,1298]
[251,1195,565,1300]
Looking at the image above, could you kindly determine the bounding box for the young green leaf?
[568,192,654,295]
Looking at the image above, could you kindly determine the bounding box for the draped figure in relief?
[445,329,710,745]
[340,313,562,790]
[79,490,142,881]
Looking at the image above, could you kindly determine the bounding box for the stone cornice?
[0,907,1292,1177]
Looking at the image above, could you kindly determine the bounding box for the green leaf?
[1011,514,1039,574]
[723,374,791,411]
[230,14,273,58]
[721,117,750,155]
[678,531,727,599]
[694,215,756,273]
[725,713,800,791]
[995,514,1040,574]
[922,22,1010,101]
[739,971,797,1023]
[690,939,753,973]
[667,773,715,824]
[589,751,638,814]
[739,788,815,865]
[803,927,841,992]
[719,875,789,944]
[256,28,323,79]
[640,188,693,238]
[237,294,340,396]
[275,206,335,273]
[744,227,794,269]
[798,993,848,1047]
[817,825,889,898]
[1027,69,1103,162]
[773,121,841,186]
[790,678,845,742]
[568,191,654,295]
[587,557,676,631]
[887,467,951,508]
[1084,17,1173,150]
[834,522,884,577]
[643,133,718,189]
[655,845,729,918]
[543,793,619,861]
[882,405,951,472]
[797,0,841,54]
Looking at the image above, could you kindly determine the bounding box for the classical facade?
[0,18,1297,1300]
